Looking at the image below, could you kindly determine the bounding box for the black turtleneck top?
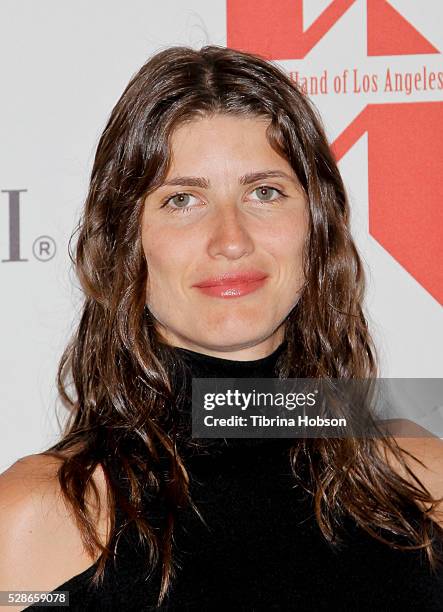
[26,341,443,611]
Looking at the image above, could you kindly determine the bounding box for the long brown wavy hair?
[45,45,443,605]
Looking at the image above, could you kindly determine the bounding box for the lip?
[193,270,269,299]
[193,270,268,288]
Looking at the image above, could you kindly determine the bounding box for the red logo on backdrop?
[227,0,442,304]
[227,0,438,58]
[332,102,442,306]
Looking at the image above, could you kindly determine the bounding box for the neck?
[158,333,286,361]
[157,338,289,454]
[173,339,287,378]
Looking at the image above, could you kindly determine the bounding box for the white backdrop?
[1,0,442,472]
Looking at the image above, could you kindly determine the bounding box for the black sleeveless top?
[26,341,443,611]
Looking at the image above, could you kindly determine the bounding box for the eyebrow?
[161,170,299,189]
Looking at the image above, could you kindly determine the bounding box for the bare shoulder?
[379,419,443,527]
[0,453,109,599]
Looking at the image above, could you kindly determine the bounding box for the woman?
[1,44,443,611]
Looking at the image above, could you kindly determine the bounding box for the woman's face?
[141,114,308,360]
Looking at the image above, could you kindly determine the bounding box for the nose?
[206,203,255,260]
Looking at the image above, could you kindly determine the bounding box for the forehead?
[166,114,289,173]
[173,112,270,133]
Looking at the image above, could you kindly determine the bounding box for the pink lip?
[194,270,268,288]
[193,271,269,299]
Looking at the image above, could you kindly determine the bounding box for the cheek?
[271,223,308,297]
[267,214,307,267]
[142,232,170,296]
[142,229,192,293]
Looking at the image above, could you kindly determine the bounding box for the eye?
[160,192,201,214]
[250,185,287,203]
[160,185,287,215]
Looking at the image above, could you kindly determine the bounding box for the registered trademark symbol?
[33,235,56,261]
